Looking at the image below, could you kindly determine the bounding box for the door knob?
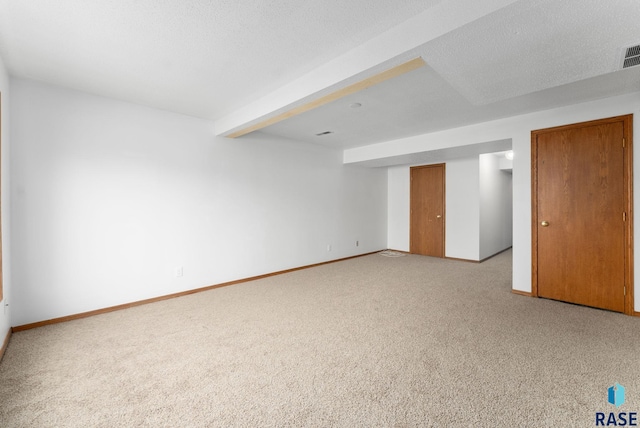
[540,221,549,227]
[436,215,442,218]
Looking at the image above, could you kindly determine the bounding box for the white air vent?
[622,44,640,69]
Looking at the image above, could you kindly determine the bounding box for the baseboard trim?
[0,327,11,362]
[12,250,382,332]
[480,246,513,263]
[444,247,513,264]
[445,256,480,263]
[512,289,534,297]
[634,311,640,318]
[386,249,410,254]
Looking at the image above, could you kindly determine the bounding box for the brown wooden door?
[410,164,445,257]
[533,116,632,313]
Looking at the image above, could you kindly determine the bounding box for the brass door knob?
[540,221,549,227]
[436,215,442,218]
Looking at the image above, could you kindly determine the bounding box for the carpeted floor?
[1,250,639,427]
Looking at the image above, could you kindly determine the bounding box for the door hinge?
[624,286,626,296]
[623,138,625,148]
[623,212,627,222]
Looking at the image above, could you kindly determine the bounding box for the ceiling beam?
[214,0,520,138]
[227,57,426,138]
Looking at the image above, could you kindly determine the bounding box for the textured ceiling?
[0,0,639,150]
[423,0,640,105]
[259,0,640,148]
[0,0,441,118]
[260,59,640,148]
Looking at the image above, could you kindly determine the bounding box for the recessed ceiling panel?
[259,58,640,149]
[260,64,474,148]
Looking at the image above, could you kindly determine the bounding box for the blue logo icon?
[596,384,636,426]
[608,383,625,408]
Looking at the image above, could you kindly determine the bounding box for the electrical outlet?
[327,244,332,252]
[175,266,184,277]
[356,240,359,247]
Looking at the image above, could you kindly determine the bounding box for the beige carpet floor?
[1,250,639,427]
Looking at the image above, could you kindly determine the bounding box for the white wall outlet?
[175,266,184,277]
[327,244,332,252]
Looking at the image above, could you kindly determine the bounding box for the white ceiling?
[260,0,640,148]
[0,0,441,118]
[0,0,639,150]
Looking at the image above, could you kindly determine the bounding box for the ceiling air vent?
[622,44,640,69]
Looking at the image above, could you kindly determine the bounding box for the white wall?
[446,158,480,260]
[387,158,480,259]
[387,166,409,251]
[0,54,11,341]
[10,79,388,326]
[479,153,512,259]
[347,91,640,309]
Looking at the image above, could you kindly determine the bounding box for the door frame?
[410,163,446,257]
[531,114,634,315]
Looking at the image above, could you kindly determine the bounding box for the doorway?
[531,115,633,314]
[410,164,445,257]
